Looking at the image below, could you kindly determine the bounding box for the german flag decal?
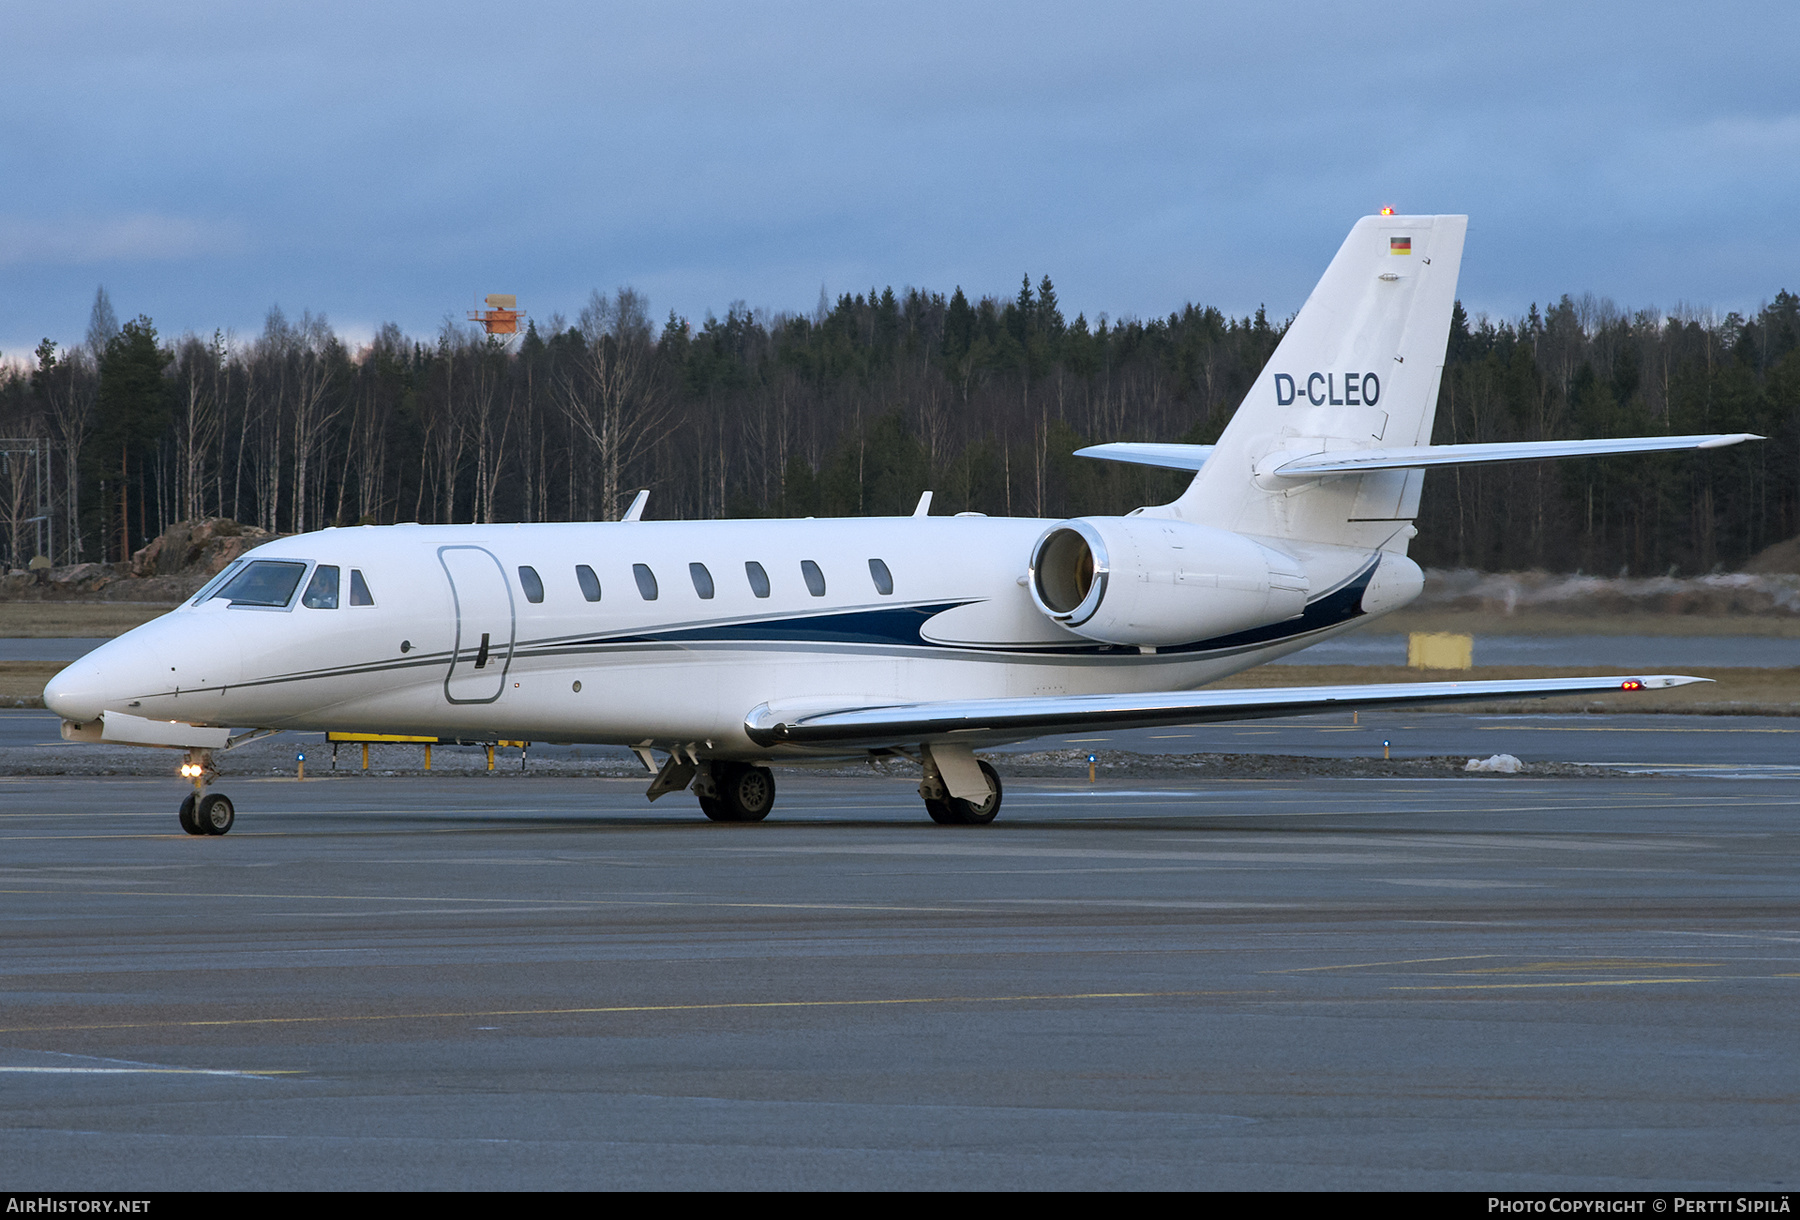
[1390,237,1412,255]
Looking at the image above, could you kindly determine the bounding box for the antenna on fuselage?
[621,489,649,522]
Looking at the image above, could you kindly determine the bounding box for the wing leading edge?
[743,675,1709,749]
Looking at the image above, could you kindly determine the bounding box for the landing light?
[179,763,203,778]
[1620,679,1645,691]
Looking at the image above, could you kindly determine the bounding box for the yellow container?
[1407,632,1473,670]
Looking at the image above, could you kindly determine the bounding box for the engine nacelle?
[1028,517,1310,647]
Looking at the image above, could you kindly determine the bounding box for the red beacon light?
[1379,207,1396,216]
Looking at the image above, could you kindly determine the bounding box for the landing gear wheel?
[178,793,204,835]
[697,793,732,823]
[944,761,1002,825]
[196,792,235,836]
[924,797,958,825]
[722,764,775,822]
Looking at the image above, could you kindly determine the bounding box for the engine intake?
[1028,517,1309,647]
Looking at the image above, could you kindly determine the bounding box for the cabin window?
[690,562,715,599]
[190,560,245,606]
[745,561,770,598]
[868,558,893,596]
[214,560,307,608]
[633,563,658,600]
[801,559,826,597]
[301,565,340,609]
[576,565,602,602]
[350,569,375,606]
[518,566,545,604]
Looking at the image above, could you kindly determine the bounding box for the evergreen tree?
[85,317,170,561]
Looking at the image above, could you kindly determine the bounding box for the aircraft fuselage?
[45,515,1407,759]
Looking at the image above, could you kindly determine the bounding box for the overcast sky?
[4,0,1797,358]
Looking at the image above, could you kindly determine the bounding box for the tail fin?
[1169,214,1467,552]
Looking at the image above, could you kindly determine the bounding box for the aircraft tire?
[945,761,1002,826]
[923,797,958,825]
[697,793,734,822]
[197,793,235,836]
[178,794,204,835]
[719,763,775,823]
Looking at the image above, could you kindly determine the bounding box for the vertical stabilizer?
[1169,214,1467,552]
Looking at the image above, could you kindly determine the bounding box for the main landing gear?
[645,746,1002,827]
[644,752,778,822]
[695,761,777,823]
[919,747,1003,826]
[177,750,234,835]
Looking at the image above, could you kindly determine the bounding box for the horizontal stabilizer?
[744,675,1709,749]
[1271,433,1762,478]
[1074,443,1215,472]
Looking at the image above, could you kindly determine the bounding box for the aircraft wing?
[743,674,1708,749]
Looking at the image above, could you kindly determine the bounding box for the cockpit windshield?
[212,560,309,608]
[189,560,246,606]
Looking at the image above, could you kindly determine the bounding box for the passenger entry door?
[439,546,515,704]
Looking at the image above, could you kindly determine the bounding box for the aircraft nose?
[43,658,107,724]
[44,615,244,724]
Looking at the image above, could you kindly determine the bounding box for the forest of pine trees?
[2,279,1796,576]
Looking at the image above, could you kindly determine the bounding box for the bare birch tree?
[558,289,672,520]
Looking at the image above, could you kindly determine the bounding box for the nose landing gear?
[177,750,233,835]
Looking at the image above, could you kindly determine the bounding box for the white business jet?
[44,214,1754,834]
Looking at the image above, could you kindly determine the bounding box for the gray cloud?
[3,0,1797,356]
[0,214,245,267]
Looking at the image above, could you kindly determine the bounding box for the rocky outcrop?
[1742,536,1800,576]
[127,518,274,580]
[0,519,278,602]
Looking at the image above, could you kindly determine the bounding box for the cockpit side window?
[350,569,375,606]
[213,560,308,608]
[301,565,340,609]
[190,560,245,606]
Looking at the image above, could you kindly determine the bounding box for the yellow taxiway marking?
[1269,954,1504,973]
[1391,978,1713,990]
[0,989,1261,1037]
[1450,960,1717,975]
